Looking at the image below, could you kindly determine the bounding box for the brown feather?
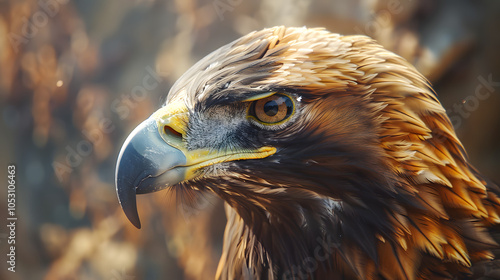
[161,26,500,279]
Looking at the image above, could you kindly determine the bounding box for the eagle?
[115,26,500,279]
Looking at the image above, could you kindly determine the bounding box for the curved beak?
[115,102,276,229]
[115,118,187,228]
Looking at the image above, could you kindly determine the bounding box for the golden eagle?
[115,26,500,279]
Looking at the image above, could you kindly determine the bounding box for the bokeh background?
[0,0,499,279]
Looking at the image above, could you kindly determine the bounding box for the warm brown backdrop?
[0,0,499,279]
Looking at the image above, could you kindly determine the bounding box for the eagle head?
[115,26,500,279]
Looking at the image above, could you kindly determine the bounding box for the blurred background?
[0,0,499,279]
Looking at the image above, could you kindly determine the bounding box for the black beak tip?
[116,183,142,229]
[123,202,142,229]
[116,158,142,229]
[130,215,142,229]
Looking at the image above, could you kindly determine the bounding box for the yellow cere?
[152,101,189,148]
[150,100,277,180]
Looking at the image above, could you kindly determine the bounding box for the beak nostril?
[164,125,183,140]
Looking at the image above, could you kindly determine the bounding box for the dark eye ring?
[248,93,295,125]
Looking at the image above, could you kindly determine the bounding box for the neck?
[205,151,406,279]
[215,187,402,280]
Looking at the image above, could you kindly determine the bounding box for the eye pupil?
[249,93,295,125]
[263,101,279,116]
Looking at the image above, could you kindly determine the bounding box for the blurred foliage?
[0,0,499,279]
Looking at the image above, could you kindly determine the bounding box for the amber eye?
[249,94,294,124]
